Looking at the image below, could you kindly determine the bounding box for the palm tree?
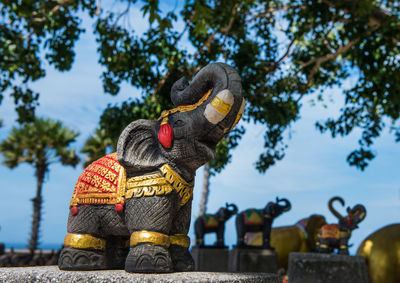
[81,128,114,168]
[0,117,80,255]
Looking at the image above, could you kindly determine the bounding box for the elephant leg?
[315,236,322,252]
[337,233,350,255]
[262,224,274,250]
[235,217,246,248]
[58,206,107,270]
[194,219,205,247]
[124,195,175,273]
[98,206,130,269]
[216,225,225,248]
[316,238,333,253]
[195,236,204,247]
[170,199,194,272]
[104,236,130,269]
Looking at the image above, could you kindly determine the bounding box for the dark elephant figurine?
[236,197,291,249]
[316,196,366,255]
[245,214,327,269]
[194,203,238,248]
[58,63,245,273]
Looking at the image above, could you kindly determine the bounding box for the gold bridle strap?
[125,164,194,207]
[170,234,190,248]
[130,230,170,247]
[158,89,213,123]
[63,233,106,250]
[160,164,193,206]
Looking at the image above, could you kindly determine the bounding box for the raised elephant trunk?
[277,198,291,212]
[226,203,238,215]
[171,63,231,107]
[347,204,367,222]
[328,196,345,220]
[158,63,245,152]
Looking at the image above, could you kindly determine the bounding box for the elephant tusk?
[204,89,234,124]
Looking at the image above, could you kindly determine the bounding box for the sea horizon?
[2,242,63,251]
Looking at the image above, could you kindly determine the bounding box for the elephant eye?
[174,119,185,127]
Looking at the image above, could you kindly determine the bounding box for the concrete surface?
[0,265,282,282]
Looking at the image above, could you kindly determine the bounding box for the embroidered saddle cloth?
[320,224,340,239]
[70,153,193,207]
[202,214,219,228]
[244,209,264,226]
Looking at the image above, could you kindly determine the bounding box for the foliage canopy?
[1,0,399,172]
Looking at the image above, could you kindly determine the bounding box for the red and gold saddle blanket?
[202,214,219,228]
[70,153,194,207]
[244,209,264,226]
[320,224,340,239]
[70,153,126,206]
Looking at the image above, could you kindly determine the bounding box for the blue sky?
[0,3,399,254]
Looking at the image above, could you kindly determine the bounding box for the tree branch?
[193,3,239,60]
[297,40,356,97]
[321,0,390,28]
[32,0,70,22]
[246,5,290,23]
[113,0,132,26]
[253,38,296,98]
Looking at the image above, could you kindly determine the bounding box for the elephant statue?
[235,197,291,249]
[58,63,245,273]
[194,203,238,248]
[357,223,400,283]
[245,214,327,269]
[316,196,366,255]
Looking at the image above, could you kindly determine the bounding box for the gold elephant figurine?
[357,223,400,283]
[245,214,326,269]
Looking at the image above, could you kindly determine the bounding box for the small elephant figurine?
[316,196,366,255]
[58,63,245,273]
[194,203,238,248]
[236,197,291,249]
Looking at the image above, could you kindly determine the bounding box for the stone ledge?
[0,266,281,283]
[288,252,369,283]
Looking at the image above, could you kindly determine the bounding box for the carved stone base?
[288,252,369,283]
[228,247,278,273]
[191,246,229,272]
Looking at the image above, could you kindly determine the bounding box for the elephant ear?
[117,119,167,172]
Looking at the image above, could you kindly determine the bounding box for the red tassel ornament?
[71,206,79,216]
[115,203,124,212]
[158,118,174,148]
